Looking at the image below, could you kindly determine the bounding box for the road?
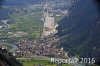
[0,43,18,52]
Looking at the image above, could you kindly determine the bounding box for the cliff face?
[57,0,100,58]
[0,48,23,66]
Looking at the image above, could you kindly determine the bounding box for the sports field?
[23,59,71,66]
[17,56,71,66]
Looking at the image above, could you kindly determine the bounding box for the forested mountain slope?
[57,0,100,58]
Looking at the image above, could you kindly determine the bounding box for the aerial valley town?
[0,0,87,66]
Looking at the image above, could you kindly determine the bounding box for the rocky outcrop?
[0,48,23,66]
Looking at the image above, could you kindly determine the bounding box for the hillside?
[0,48,23,66]
[57,0,100,59]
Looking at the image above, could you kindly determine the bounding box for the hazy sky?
[0,0,4,7]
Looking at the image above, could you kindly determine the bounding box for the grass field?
[17,56,71,66]
[54,14,64,23]
[23,59,71,66]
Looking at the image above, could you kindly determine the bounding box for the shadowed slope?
[57,0,100,58]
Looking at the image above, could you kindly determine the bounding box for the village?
[12,3,69,59]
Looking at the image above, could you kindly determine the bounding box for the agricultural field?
[0,10,43,42]
[8,12,43,39]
